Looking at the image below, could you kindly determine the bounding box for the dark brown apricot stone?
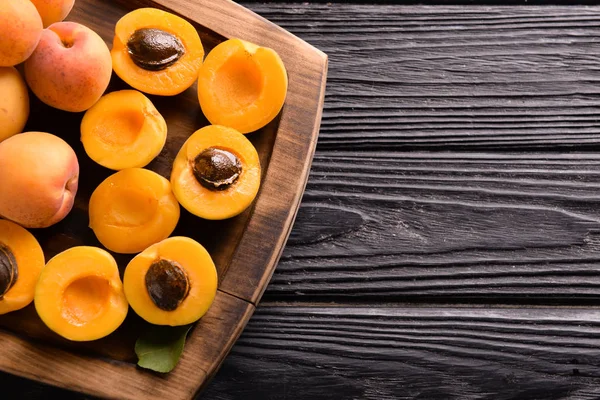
[127,28,185,71]
[145,259,190,311]
[0,244,17,298]
[192,147,242,191]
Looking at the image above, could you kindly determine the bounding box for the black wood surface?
[204,306,600,400]
[270,152,600,302]
[5,3,600,399]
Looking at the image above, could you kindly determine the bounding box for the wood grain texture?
[7,3,600,400]
[0,0,326,398]
[6,304,600,399]
[263,152,600,301]
[0,291,252,400]
[203,305,600,400]
[248,4,600,150]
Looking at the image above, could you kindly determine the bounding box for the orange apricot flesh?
[197,38,288,134]
[81,90,168,170]
[34,246,128,341]
[89,168,180,254]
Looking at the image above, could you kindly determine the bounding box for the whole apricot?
[0,132,79,228]
[29,0,74,28]
[0,67,29,143]
[24,21,112,112]
[0,0,43,67]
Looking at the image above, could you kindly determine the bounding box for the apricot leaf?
[135,324,193,373]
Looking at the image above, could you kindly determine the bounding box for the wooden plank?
[6,303,600,398]
[0,290,254,400]
[202,305,600,400]
[263,152,600,301]
[247,4,600,150]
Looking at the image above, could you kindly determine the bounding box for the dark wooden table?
[4,2,600,399]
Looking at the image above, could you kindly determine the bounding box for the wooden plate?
[0,0,327,398]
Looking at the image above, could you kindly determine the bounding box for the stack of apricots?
[0,0,287,342]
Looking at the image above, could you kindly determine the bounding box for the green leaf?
[135,324,193,373]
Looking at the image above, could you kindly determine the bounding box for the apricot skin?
[0,219,45,315]
[29,0,74,28]
[0,0,43,67]
[0,67,29,143]
[24,21,113,112]
[89,168,180,254]
[0,132,79,228]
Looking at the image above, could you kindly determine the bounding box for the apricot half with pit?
[111,8,204,96]
[34,246,128,341]
[170,125,261,220]
[123,236,217,326]
[197,38,288,134]
[81,90,167,170]
[0,219,45,315]
[89,168,180,254]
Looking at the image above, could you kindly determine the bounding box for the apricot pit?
[193,147,242,191]
[123,236,217,326]
[145,259,190,311]
[127,28,185,71]
[171,125,261,220]
[0,244,17,297]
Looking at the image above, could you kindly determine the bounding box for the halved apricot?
[123,236,217,326]
[170,125,261,220]
[197,38,288,134]
[111,8,204,96]
[34,246,128,341]
[81,90,167,170]
[0,219,45,315]
[89,168,180,254]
